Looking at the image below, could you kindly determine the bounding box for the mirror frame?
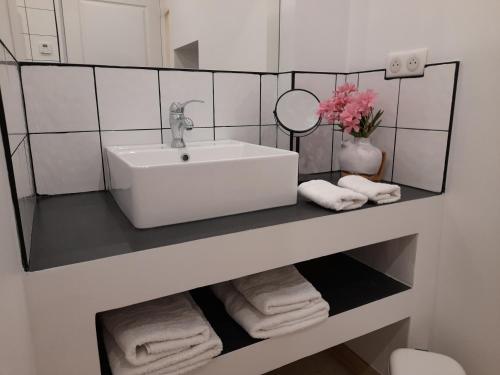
[274,89,322,135]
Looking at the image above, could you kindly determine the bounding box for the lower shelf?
[97,253,410,374]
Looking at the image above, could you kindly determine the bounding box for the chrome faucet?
[169,100,204,148]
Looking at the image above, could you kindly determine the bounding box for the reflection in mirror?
[275,89,321,134]
[0,43,35,266]
[61,0,280,72]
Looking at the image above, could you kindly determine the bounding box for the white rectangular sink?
[107,140,298,228]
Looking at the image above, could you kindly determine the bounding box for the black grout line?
[17,64,37,196]
[10,134,27,156]
[21,32,58,37]
[391,79,402,183]
[52,0,61,62]
[22,6,34,61]
[277,0,281,73]
[330,75,338,172]
[441,62,460,193]
[92,67,106,189]
[157,70,163,143]
[259,75,262,144]
[0,69,29,270]
[17,60,460,77]
[212,73,216,141]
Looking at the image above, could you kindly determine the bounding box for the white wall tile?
[101,130,161,188]
[29,35,59,61]
[22,66,98,132]
[398,64,456,130]
[278,73,292,97]
[295,73,336,124]
[358,71,399,127]
[23,35,32,60]
[346,73,358,87]
[393,129,448,192]
[295,73,336,101]
[101,130,161,149]
[1,62,27,135]
[12,139,34,199]
[96,68,160,130]
[261,75,277,125]
[26,8,56,36]
[26,0,53,10]
[16,0,25,6]
[214,73,260,126]
[160,71,213,127]
[299,125,333,174]
[31,133,104,194]
[370,127,396,181]
[261,125,277,147]
[336,74,346,88]
[17,7,28,33]
[277,127,290,150]
[162,127,213,145]
[215,126,259,144]
[332,130,342,171]
[9,135,26,154]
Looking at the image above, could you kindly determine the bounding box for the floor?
[266,349,354,375]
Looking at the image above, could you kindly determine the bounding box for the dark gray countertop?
[29,173,438,271]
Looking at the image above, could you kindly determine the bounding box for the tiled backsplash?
[16,0,60,62]
[19,61,458,195]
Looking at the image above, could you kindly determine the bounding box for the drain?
[181,153,190,162]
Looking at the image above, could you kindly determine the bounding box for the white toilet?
[390,348,466,375]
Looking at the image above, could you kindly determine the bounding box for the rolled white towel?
[211,282,329,339]
[232,265,322,315]
[101,293,210,366]
[298,180,368,211]
[338,175,401,204]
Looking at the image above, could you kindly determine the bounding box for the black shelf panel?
[96,253,410,374]
[29,172,437,271]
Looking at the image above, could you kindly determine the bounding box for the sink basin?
[106,140,298,228]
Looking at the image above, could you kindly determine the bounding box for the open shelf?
[96,253,410,374]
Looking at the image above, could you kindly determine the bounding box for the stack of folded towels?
[211,265,329,339]
[298,175,401,211]
[101,293,222,375]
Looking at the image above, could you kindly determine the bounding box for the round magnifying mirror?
[274,89,321,134]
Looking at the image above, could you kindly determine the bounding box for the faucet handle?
[184,117,194,130]
[169,99,205,113]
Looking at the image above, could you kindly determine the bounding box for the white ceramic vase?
[339,137,382,175]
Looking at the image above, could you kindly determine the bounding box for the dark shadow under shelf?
[96,253,410,374]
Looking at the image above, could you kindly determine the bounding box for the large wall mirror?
[61,0,280,72]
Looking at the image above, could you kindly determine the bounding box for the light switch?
[38,41,53,55]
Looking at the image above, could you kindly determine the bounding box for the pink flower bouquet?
[318,83,383,137]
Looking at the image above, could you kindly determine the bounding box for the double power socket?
[386,48,428,78]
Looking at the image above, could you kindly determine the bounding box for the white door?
[62,0,162,66]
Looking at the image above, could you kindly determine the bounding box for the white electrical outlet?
[386,48,428,78]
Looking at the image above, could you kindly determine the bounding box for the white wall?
[279,0,350,72]
[0,135,36,375]
[163,0,279,71]
[0,3,36,374]
[346,1,500,374]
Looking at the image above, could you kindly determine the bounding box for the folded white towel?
[101,293,210,366]
[232,265,322,315]
[103,294,222,375]
[211,282,329,339]
[338,175,401,204]
[104,323,222,375]
[298,180,368,211]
